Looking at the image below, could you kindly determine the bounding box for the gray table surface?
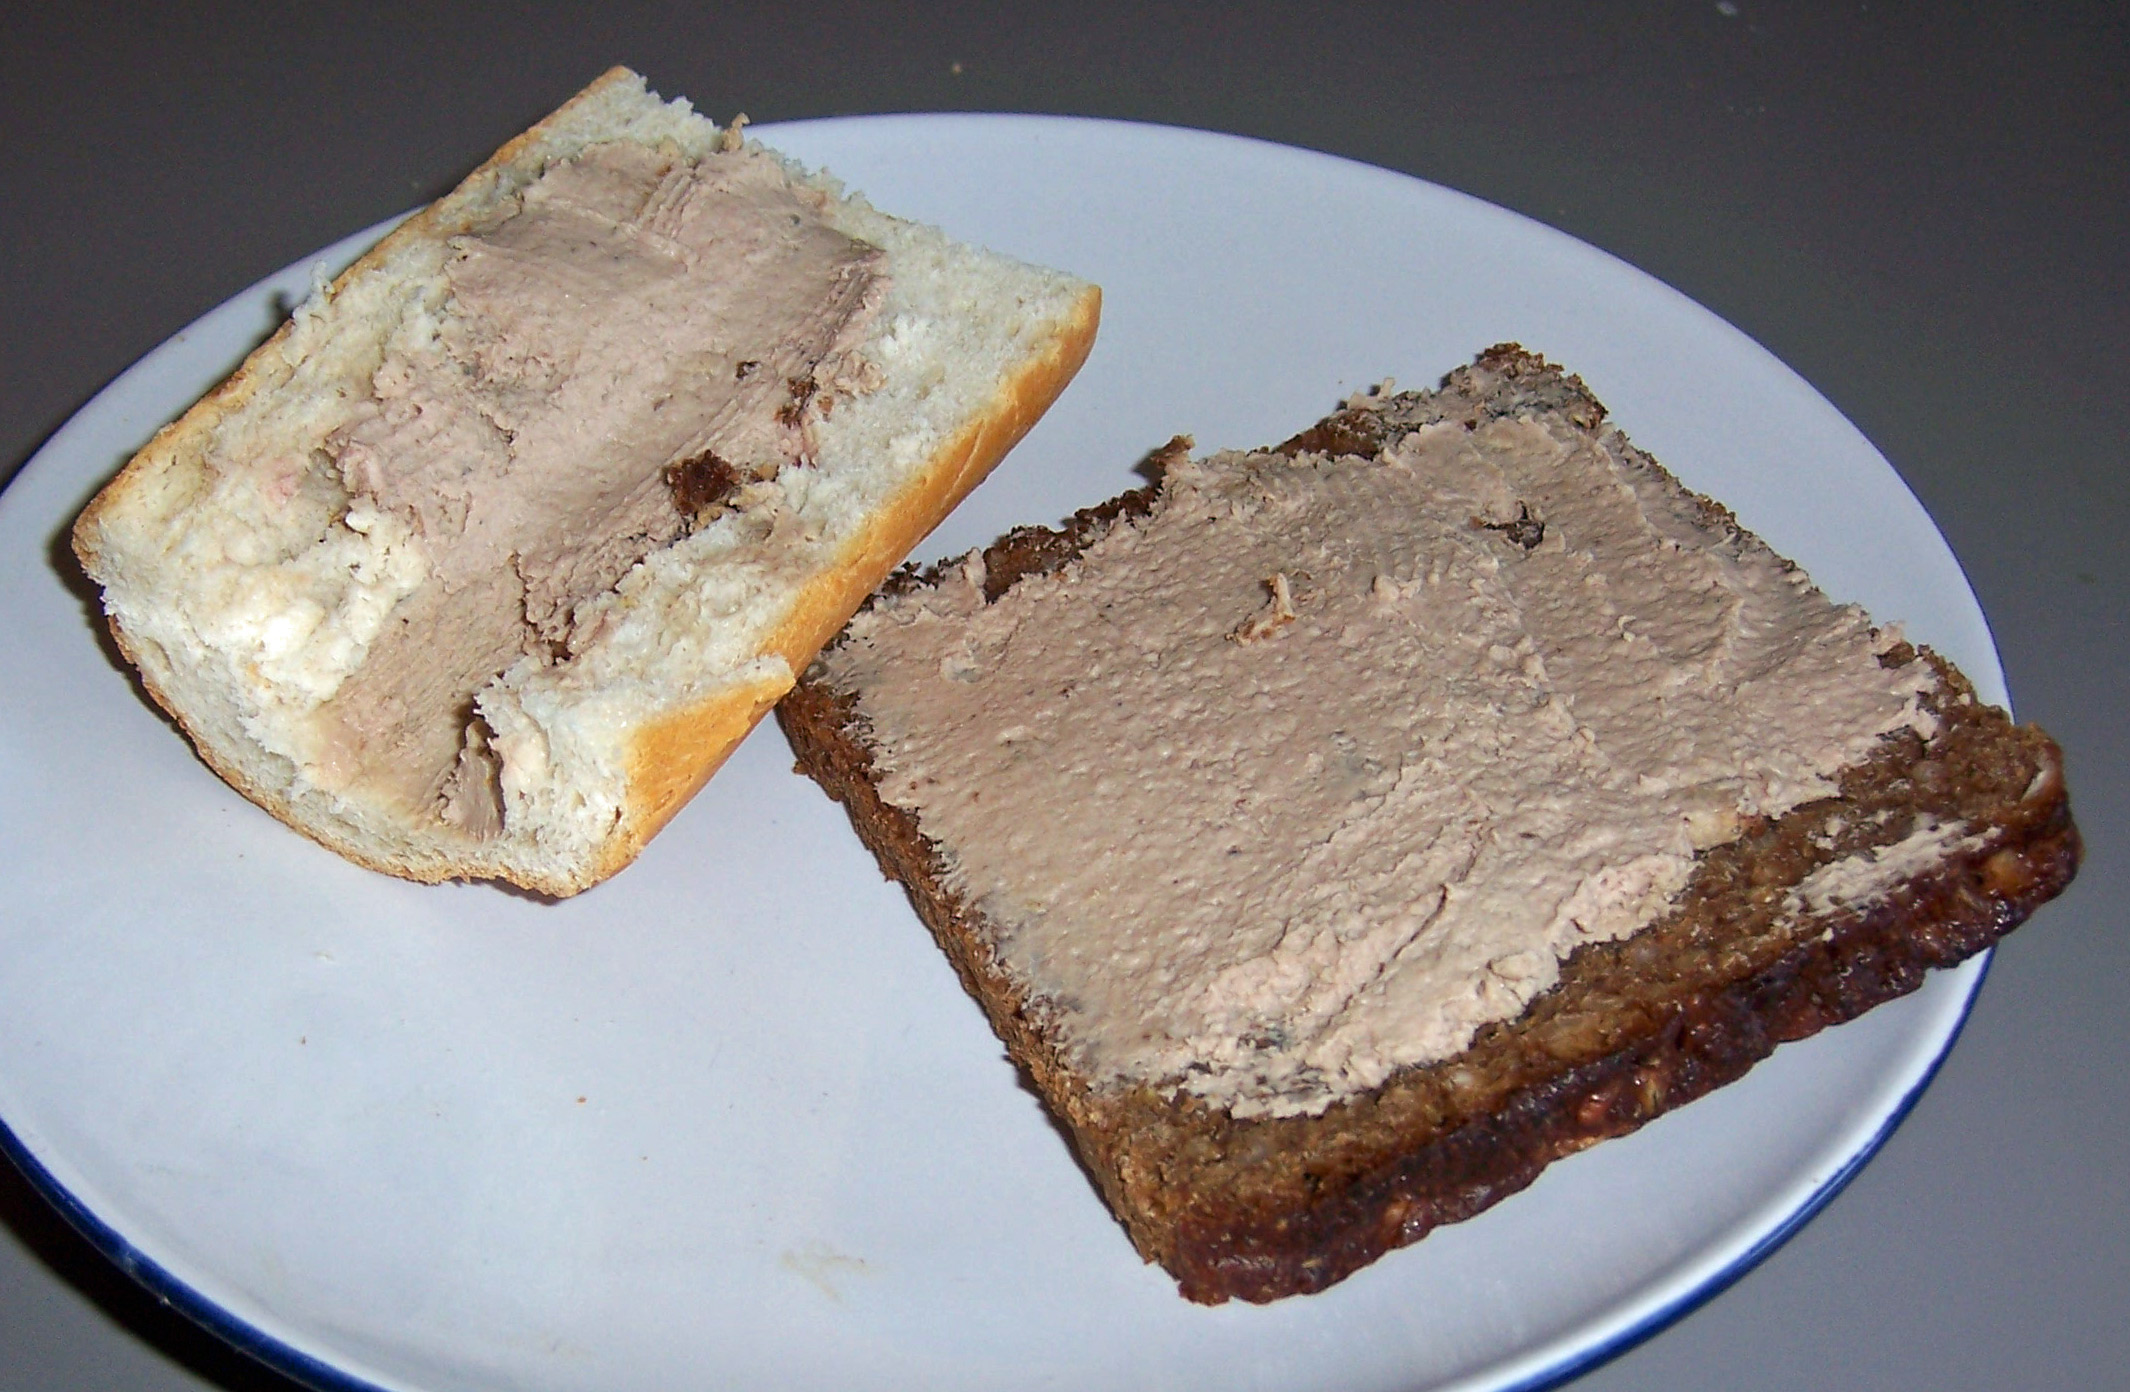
[3,4,2122,1388]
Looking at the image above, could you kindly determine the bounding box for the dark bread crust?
[778,345,2080,1303]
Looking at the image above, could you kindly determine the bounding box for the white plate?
[0,116,2004,1392]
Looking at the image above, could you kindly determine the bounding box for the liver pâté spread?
[823,411,1942,1119]
[312,140,885,834]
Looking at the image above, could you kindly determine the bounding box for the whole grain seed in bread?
[779,345,2078,1302]
[71,67,1099,896]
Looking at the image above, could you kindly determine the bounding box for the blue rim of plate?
[0,111,2005,1392]
[0,950,1993,1392]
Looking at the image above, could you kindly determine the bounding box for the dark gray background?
[3,3,2122,1388]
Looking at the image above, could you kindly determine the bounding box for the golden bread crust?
[69,68,1100,896]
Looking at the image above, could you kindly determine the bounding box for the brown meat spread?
[310,140,885,832]
[824,418,1942,1118]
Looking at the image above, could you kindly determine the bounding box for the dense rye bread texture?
[778,346,2079,1303]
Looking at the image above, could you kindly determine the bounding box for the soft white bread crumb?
[72,67,1100,895]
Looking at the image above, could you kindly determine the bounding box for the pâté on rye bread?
[778,345,2079,1303]
[70,66,1100,896]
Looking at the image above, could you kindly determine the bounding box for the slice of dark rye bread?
[775,345,2080,1304]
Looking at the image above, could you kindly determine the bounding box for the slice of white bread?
[71,67,1100,896]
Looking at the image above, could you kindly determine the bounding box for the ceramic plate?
[0,116,2003,1392]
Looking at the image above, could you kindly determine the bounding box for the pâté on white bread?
[71,67,1100,896]
[779,346,2079,1303]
